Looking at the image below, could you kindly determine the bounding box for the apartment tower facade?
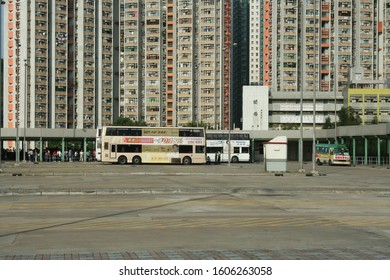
[256,0,386,94]
[2,0,117,150]
[247,0,389,127]
[120,0,229,129]
[5,0,390,140]
[3,0,232,138]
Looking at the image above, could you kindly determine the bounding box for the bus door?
[110,144,117,159]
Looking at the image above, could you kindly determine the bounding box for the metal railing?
[355,156,389,166]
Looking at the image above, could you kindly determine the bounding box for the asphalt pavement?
[1,161,390,260]
[0,160,389,196]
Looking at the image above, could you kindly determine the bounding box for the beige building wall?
[3,0,116,139]
[267,0,387,95]
[121,0,225,128]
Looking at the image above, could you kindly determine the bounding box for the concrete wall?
[242,86,269,130]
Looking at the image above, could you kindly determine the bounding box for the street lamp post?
[228,44,232,166]
[299,2,305,172]
[15,37,21,165]
[334,60,338,144]
[311,0,318,174]
[228,42,237,166]
[331,6,338,145]
[0,1,5,171]
[23,60,27,162]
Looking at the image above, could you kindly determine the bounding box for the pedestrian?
[68,149,73,162]
[34,147,39,162]
[28,149,33,162]
[57,150,62,162]
[217,151,221,164]
[79,150,84,162]
[44,150,49,162]
[52,150,57,162]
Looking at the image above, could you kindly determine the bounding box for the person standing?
[57,150,62,162]
[79,150,84,162]
[52,150,57,162]
[68,149,73,162]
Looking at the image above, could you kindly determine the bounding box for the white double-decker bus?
[206,131,251,163]
[100,126,206,165]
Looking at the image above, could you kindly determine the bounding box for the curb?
[1,186,389,197]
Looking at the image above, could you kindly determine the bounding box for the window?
[117,145,142,153]
[179,145,193,154]
[106,128,142,136]
[179,129,203,137]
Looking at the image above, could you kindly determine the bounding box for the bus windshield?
[335,147,349,156]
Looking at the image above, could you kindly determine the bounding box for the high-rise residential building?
[231,0,250,129]
[120,0,229,128]
[3,0,28,151]
[120,1,165,127]
[255,0,385,94]
[120,0,230,129]
[4,0,389,142]
[248,0,389,128]
[0,3,4,132]
[2,0,116,150]
[167,0,227,129]
[2,0,233,137]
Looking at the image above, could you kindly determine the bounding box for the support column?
[251,139,255,163]
[364,137,368,165]
[62,138,65,162]
[352,137,356,166]
[83,138,87,162]
[39,138,43,162]
[377,137,381,166]
[387,137,390,167]
[340,138,344,144]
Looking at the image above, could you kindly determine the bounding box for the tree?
[337,106,361,126]
[281,123,299,130]
[322,116,335,129]
[371,116,379,124]
[112,117,147,126]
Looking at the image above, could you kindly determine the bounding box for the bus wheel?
[182,156,192,165]
[132,156,141,165]
[231,156,239,163]
[118,156,127,165]
[328,160,332,166]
